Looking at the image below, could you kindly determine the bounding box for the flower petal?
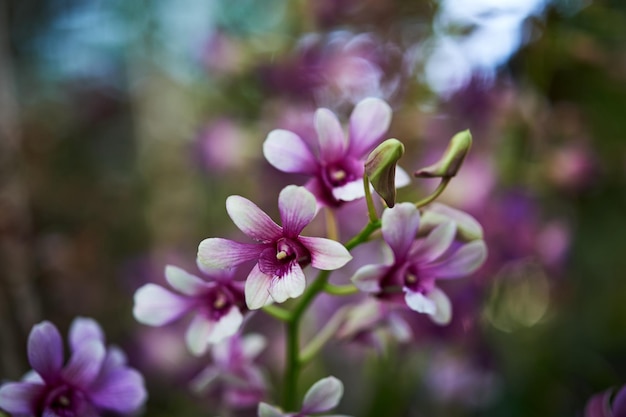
[269,263,306,303]
[427,287,452,325]
[421,203,484,241]
[315,108,347,163]
[226,195,283,242]
[404,290,436,315]
[278,185,316,237]
[185,315,215,356]
[382,203,421,261]
[395,166,411,188]
[263,129,319,174]
[585,390,611,417]
[348,97,392,157]
[0,382,45,414]
[133,284,193,326]
[351,264,388,293]
[62,340,106,387]
[299,236,352,270]
[198,238,264,268]
[410,222,456,263]
[426,240,487,279]
[165,265,211,296]
[241,333,267,359]
[27,321,64,383]
[244,265,273,310]
[613,385,626,416]
[302,376,344,413]
[69,317,105,354]
[258,402,286,417]
[89,368,147,413]
[208,306,243,345]
[332,179,366,202]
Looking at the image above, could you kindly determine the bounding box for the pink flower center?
[42,384,90,417]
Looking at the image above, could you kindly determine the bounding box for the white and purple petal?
[404,290,436,315]
[198,238,265,269]
[299,236,352,271]
[0,382,45,415]
[244,265,273,310]
[331,179,365,202]
[268,263,306,303]
[427,287,452,325]
[301,376,344,414]
[185,315,214,356]
[410,222,456,263]
[165,265,211,296]
[381,203,421,261]
[226,195,283,242]
[263,129,319,175]
[69,317,105,353]
[258,402,286,417]
[315,108,347,163]
[133,284,194,326]
[278,185,317,238]
[348,97,392,158]
[424,240,487,279]
[27,321,64,383]
[351,264,388,293]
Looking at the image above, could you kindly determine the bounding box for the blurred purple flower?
[0,318,146,417]
[195,118,251,173]
[586,385,626,417]
[264,98,409,207]
[258,376,349,417]
[352,203,487,324]
[133,263,246,356]
[198,185,352,309]
[190,332,267,408]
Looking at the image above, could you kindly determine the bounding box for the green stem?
[363,174,378,222]
[283,270,331,410]
[323,283,359,296]
[345,219,381,250]
[300,306,349,364]
[262,305,291,322]
[415,177,452,208]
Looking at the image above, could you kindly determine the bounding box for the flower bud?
[414,129,472,178]
[365,138,405,207]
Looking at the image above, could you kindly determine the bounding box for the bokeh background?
[1,0,626,416]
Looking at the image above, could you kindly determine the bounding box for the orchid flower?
[263,98,409,207]
[198,185,352,309]
[352,203,487,324]
[133,263,246,356]
[0,318,146,417]
[190,333,267,408]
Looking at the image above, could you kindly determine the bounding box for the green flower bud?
[414,129,472,178]
[365,138,405,208]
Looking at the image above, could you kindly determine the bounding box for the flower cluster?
[0,318,146,417]
[0,97,488,417]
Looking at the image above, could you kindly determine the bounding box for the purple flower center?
[323,163,358,188]
[202,287,235,320]
[258,238,309,277]
[41,384,90,417]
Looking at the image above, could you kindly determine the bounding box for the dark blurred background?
[1,0,626,416]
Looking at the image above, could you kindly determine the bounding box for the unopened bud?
[414,130,472,178]
[365,138,405,207]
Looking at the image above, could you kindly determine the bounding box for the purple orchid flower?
[190,333,267,408]
[586,385,626,417]
[263,98,409,207]
[0,318,146,417]
[198,185,352,309]
[133,263,246,356]
[352,203,487,324]
[258,376,351,417]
